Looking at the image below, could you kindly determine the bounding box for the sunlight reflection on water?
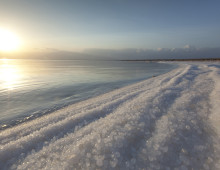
[0,59,23,90]
[0,59,175,130]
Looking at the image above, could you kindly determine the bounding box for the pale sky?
[0,0,220,58]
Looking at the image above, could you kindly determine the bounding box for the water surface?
[0,59,175,129]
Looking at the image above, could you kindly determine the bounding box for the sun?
[0,28,21,52]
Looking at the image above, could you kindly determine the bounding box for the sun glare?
[0,28,21,52]
[0,59,21,89]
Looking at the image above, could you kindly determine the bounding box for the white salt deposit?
[0,62,220,170]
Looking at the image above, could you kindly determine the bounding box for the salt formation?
[0,62,219,169]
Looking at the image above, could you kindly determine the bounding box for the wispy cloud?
[2,46,220,60]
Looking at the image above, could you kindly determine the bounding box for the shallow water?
[0,59,175,129]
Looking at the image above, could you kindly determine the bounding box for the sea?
[0,59,176,129]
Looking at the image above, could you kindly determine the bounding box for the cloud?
[184,45,195,49]
[83,46,220,60]
[0,49,96,60]
[2,46,220,60]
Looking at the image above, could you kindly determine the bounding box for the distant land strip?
[120,58,220,62]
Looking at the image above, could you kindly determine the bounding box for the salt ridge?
[0,62,219,169]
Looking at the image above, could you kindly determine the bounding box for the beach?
[0,62,219,169]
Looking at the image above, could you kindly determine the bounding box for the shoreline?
[0,62,219,169]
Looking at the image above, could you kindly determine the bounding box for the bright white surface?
[0,62,219,169]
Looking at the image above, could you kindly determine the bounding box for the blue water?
[0,59,176,129]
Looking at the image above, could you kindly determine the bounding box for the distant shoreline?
[120,58,220,62]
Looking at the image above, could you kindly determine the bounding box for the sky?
[0,0,220,59]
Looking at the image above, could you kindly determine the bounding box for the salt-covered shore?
[0,62,219,170]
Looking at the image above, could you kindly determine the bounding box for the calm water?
[0,59,175,129]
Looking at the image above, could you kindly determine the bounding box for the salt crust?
[0,62,220,170]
